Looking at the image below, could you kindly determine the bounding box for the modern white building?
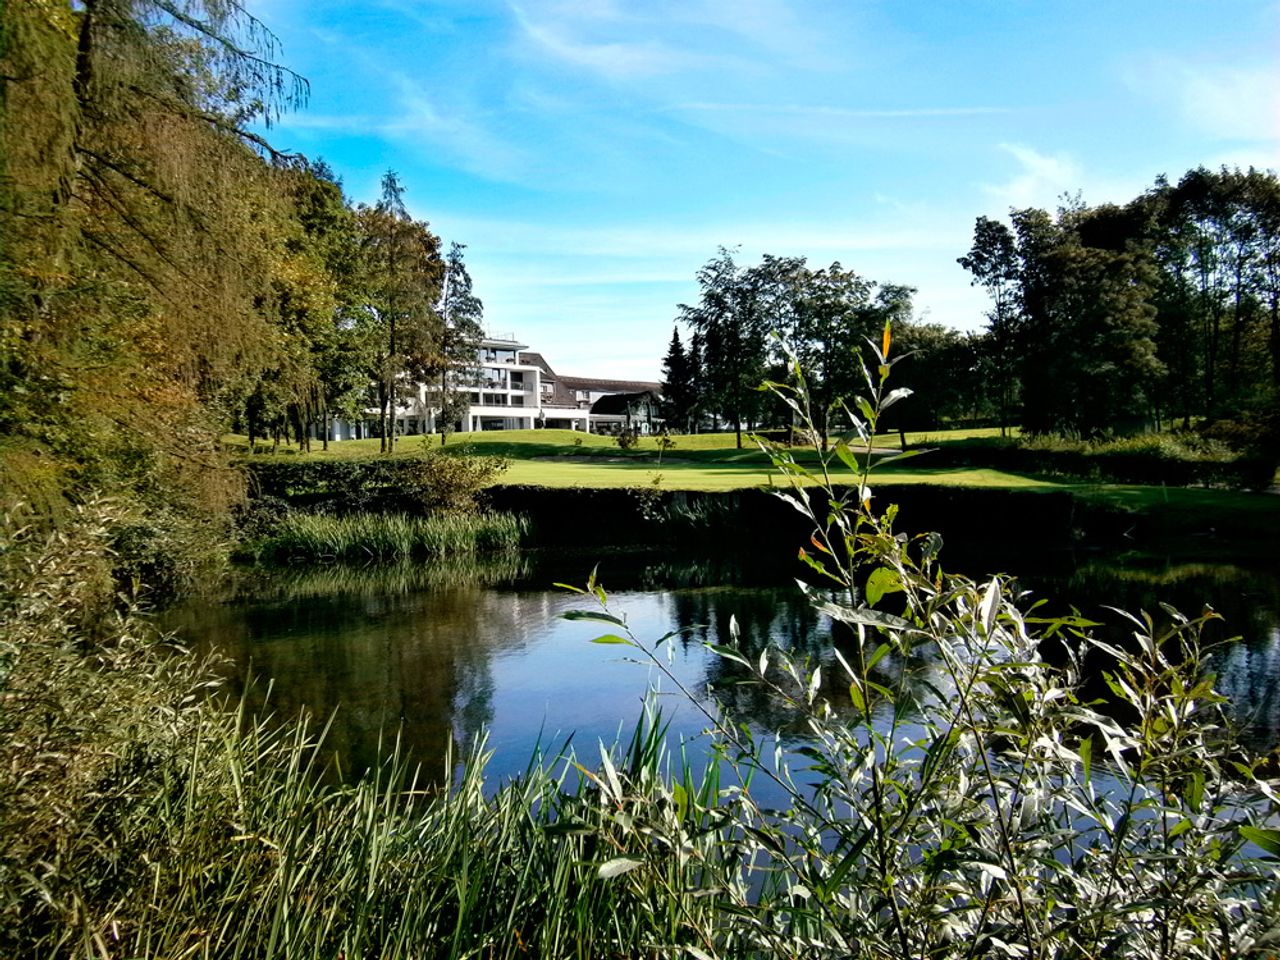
[326,332,662,440]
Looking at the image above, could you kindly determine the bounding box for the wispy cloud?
[673,102,1011,119]
[980,143,1086,211]
[1125,57,1280,147]
[435,215,959,260]
[277,80,532,185]
[509,3,706,79]
[1176,64,1280,142]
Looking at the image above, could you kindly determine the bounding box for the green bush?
[243,445,510,512]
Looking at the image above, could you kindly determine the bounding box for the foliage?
[0,0,309,573]
[958,215,1022,435]
[405,444,510,513]
[354,172,446,452]
[676,250,923,449]
[960,167,1280,440]
[924,432,1274,489]
[677,247,773,448]
[565,332,1280,956]
[660,326,700,431]
[0,511,720,959]
[615,426,641,450]
[426,242,485,444]
[244,445,508,511]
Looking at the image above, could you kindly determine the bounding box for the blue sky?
[253,0,1280,380]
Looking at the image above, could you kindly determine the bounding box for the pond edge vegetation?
[3,330,1279,957]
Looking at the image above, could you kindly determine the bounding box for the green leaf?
[590,634,633,646]
[553,582,586,594]
[1240,825,1280,857]
[597,857,645,879]
[865,642,891,671]
[865,567,902,606]
[562,610,625,627]
[671,782,688,821]
[879,387,913,410]
[876,448,927,467]
[705,643,751,668]
[848,681,866,713]
[1078,736,1092,782]
[798,548,842,584]
[833,441,860,474]
[978,579,1001,634]
[818,601,922,635]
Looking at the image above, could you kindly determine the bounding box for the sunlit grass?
[222,424,1012,460]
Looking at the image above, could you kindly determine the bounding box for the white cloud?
[1176,64,1280,142]
[509,3,703,79]
[432,215,958,260]
[980,143,1085,211]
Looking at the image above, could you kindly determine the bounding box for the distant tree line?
[661,248,976,448]
[664,166,1280,458]
[962,167,1280,445]
[0,1,483,541]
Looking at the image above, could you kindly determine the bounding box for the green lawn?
[226,425,1011,461]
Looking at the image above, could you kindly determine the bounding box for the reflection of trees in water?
[666,586,927,738]
[165,561,536,783]
[1010,559,1280,746]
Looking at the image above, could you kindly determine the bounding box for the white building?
[326,332,662,440]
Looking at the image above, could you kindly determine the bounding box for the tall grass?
[247,510,529,562]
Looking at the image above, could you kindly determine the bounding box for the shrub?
[559,336,1280,956]
[404,443,509,513]
[242,445,510,512]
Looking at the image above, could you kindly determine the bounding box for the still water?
[165,548,1280,783]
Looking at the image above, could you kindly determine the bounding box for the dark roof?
[590,390,662,416]
[561,375,662,394]
[518,351,556,377]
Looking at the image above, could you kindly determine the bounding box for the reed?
[248,510,529,562]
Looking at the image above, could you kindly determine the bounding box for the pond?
[164,546,1280,784]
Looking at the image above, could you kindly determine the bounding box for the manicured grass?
[499,457,1059,491]
[227,426,942,460]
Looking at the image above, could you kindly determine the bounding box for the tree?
[355,172,444,452]
[427,242,484,445]
[888,322,979,445]
[958,216,1021,436]
[1009,202,1161,437]
[0,0,307,525]
[660,327,696,431]
[678,248,771,448]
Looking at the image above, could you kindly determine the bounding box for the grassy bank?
[234,428,1280,552]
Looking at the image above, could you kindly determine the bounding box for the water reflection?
[164,550,1280,782]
